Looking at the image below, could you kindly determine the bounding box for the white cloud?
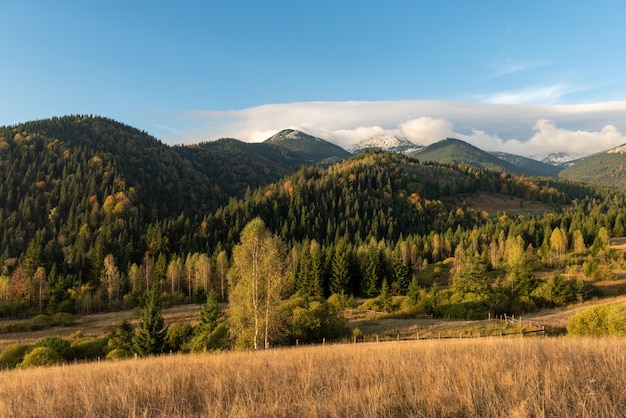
[399,117,455,145]
[165,100,626,158]
[482,58,549,80]
[478,84,571,105]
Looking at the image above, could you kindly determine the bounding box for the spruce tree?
[197,291,219,334]
[133,286,168,356]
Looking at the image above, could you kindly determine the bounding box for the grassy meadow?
[1,337,625,417]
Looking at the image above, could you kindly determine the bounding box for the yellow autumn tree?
[228,218,289,350]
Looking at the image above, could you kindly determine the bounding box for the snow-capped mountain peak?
[533,152,584,167]
[347,135,422,154]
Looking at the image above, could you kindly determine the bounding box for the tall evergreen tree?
[133,286,168,356]
[197,290,220,334]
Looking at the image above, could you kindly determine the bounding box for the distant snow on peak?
[531,151,585,166]
[347,134,422,154]
[272,129,321,142]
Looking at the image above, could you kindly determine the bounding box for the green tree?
[452,254,490,301]
[106,319,135,353]
[198,291,219,334]
[228,218,289,350]
[330,240,351,295]
[133,286,168,356]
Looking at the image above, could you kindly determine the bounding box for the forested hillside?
[0,116,625,330]
[409,138,557,177]
[560,146,626,189]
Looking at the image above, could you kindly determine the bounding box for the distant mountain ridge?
[407,138,537,177]
[534,152,582,167]
[490,151,561,177]
[264,129,351,164]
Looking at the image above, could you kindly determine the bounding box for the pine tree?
[197,291,219,334]
[133,286,168,356]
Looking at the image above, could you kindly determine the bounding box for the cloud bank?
[170,100,626,158]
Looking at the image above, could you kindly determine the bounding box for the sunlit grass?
[1,337,625,417]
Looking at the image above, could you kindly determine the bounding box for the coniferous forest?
[1,115,626,356]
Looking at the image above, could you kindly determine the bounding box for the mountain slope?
[0,116,304,268]
[173,138,304,198]
[201,150,585,250]
[264,129,351,163]
[559,144,626,188]
[490,151,561,177]
[408,138,557,177]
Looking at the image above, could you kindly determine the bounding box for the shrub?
[106,320,135,353]
[106,348,131,360]
[189,323,229,352]
[283,295,347,344]
[567,302,626,336]
[0,321,32,334]
[444,301,488,320]
[327,292,355,310]
[30,314,53,329]
[166,323,194,352]
[0,344,32,368]
[20,346,62,368]
[71,338,107,360]
[52,312,75,326]
[35,337,72,361]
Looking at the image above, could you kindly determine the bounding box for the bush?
[20,346,62,368]
[70,338,107,360]
[567,303,626,336]
[0,321,32,334]
[166,323,194,352]
[106,348,132,360]
[285,295,347,344]
[0,344,32,368]
[52,312,75,326]
[106,320,135,353]
[35,337,72,361]
[30,314,54,329]
[189,323,229,352]
[444,301,488,320]
[327,292,355,310]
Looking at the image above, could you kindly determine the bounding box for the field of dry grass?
[1,337,625,417]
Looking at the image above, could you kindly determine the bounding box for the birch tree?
[215,250,229,301]
[228,218,289,350]
[102,254,120,304]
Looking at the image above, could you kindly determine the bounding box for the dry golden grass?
[1,337,626,417]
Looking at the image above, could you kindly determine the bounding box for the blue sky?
[2,1,626,156]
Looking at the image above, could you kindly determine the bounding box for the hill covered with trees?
[2,116,626,351]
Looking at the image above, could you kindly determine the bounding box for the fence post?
[323,338,326,345]
[376,335,379,343]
